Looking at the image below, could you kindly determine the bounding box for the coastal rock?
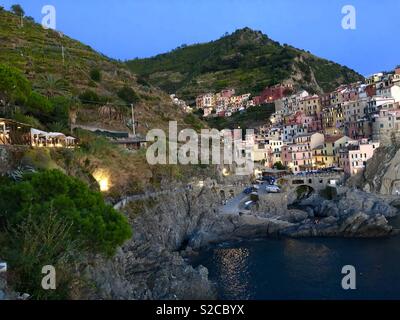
[89,188,223,300]
[287,210,309,223]
[88,181,399,300]
[188,214,295,249]
[339,212,396,237]
[283,211,397,238]
[301,188,398,219]
[352,143,400,195]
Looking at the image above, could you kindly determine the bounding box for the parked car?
[243,187,255,194]
[262,176,276,184]
[0,262,7,273]
[244,200,254,210]
[265,185,281,193]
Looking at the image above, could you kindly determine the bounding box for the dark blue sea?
[191,217,400,300]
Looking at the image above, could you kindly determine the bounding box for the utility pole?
[59,32,65,65]
[131,104,136,137]
[20,13,23,27]
[61,45,65,65]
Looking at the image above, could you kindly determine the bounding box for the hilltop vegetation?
[0,7,187,133]
[127,28,363,102]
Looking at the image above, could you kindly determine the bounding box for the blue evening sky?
[1,0,399,76]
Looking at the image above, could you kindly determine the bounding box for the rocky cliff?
[88,187,295,299]
[284,188,399,237]
[87,181,399,300]
[357,143,400,196]
[89,188,221,299]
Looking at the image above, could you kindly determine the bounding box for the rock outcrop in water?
[301,188,398,218]
[281,188,399,238]
[282,211,396,238]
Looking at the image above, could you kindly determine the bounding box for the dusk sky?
[1,0,399,76]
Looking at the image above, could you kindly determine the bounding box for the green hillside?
[0,7,185,133]
[127,28,364,102]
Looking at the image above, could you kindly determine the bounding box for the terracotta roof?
[324,135,344,143]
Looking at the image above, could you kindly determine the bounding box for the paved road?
[114,183,271,216]
[113,189,184,210]
[219,192,249,215]
[219,184,271,215]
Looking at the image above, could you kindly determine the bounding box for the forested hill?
[127,27,363,102]
[0,7,188,133]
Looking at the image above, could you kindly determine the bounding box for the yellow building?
[322,105,345,136]
[320,135,356,167]
[298,95,321,117]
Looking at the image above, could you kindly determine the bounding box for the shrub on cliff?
[26,91,53,114]
[90,68,102,82]
[0,63,31,106]
[0,170,132,256]
[0,170,132,298]
[117,86,140,104]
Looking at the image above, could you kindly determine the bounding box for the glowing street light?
[93,169,110,192]
[222,168,230,177]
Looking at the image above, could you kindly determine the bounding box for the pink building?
[217,110,226,117]
[261,84,293,103]
[281,145,291,169]
[289,111,322,133]
[253,96,262,105]
[309,114,323,132]
[339,141,380,176]
[346,122,360,140]
[282,143,313,173]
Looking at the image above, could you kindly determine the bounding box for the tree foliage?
[79,89,108,104]
[127,28,363,100]
[273,161,286,170]
[0,170,132,256]
[3,211,81,299]
[10,4,24,16]
[0,169,132,299]
[38,74,70,98]
[90,68,102,82]
[117,86,140,104]
[0,63,31,105]
[26,91,53,114]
